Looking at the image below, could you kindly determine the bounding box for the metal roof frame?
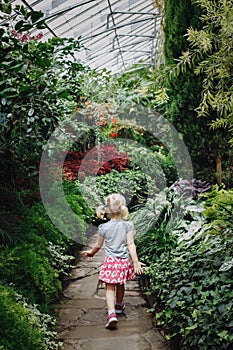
[6,0,162,73]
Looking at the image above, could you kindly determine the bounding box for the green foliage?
[136,185,233,349]
[0,243,61,311]
[188,0,233,134]
[116,141,177,186]
[201,185,233,234]
[163,0,233,145]
[164,0,201,63]
[40,180,92,243]
[19,181,92,247]
[79,169,151,212]
[132,185,199,263]
[63,180,94,224]
[160,0,232,184]
[0,183,89,348]
[19,202,71,246]
[148,234,233,349]
[0,284,62,350]
[0,3,87,188]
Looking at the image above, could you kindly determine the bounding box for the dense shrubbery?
[62,144,130,181]
[135,185,233,349]
[0,284,62,350]
[0,180,91,348]
[0,242,62,310]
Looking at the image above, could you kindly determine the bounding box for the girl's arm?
[127,230,144,275]
[83,233,104,257]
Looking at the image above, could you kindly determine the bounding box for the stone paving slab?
[56,237,169,350]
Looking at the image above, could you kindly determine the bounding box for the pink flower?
[19,34,30,42]
[11,30,18,37]
[34,32,43,40]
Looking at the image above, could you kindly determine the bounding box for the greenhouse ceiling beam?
[44,0,97,20]
[112,49,151,54]
[106,11,156,29]
[106,0,125,69]
[45,0,106,39]
[85,43,151,67]
[85,42,151,61]
[80,19,153,47]
[84,37,115,60]
[113,34,154,39]
[20,0,57,37]
[150,17,158,65]
[81,17,155,42]
[112,36,152,50]
[95,58,151,73]
[85,50,122,66]
[111,24,154,50]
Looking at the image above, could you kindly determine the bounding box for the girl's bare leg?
[116,283,125,304]
[105,283,116,311]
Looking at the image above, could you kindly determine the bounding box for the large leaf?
[29,10,44,24]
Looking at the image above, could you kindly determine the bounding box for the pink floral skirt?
[99,256,135,285]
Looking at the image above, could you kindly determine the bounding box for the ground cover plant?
[0,284,62,350]
[134,185,233,349]
[0,181,90,348]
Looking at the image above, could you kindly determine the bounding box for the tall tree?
[163,0,230,184]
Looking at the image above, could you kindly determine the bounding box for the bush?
[0,284,61,350]
[137,186,233,349]
[19,202,71,247]
[63,144,130,180]
[0,243,61,311]
[0,186,92,311]
[147,231,233,349]
[63,180,93,224]
[78,168,157,213]
[116,141,178,187]
[0,181,91,348]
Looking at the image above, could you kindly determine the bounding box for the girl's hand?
[133,261,145,275]
[82,250,94,257]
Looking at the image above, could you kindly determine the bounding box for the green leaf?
[219,258,233,272]
[36,19,46,29]
[0,3,12,14]
[15,20,25,31]
[0,28,5,37]
[29,10,44,24]
[21,24,33,31]
[217,330,229,340]
[1,98,7,105]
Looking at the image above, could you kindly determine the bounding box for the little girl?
[83,193,144,329]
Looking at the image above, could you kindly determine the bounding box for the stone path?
[56,235,169,350]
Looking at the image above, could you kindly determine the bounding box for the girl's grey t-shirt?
[98,219,134,258]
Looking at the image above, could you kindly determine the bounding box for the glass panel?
[6,0,162,72]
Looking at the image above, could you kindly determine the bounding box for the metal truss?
[5,0,162,73]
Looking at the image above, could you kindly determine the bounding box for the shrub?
[19,202,71,247]
[78,168,157,213]
[147,231,233,350]
[137,186,233,349]
[0,243,61,311]
[19,181,92,247]
[0,284,61,350]
[116,141,178,187]
[62,143,130,181]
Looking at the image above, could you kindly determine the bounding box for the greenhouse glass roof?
[9,0,162,73]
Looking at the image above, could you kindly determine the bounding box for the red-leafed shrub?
[63,144,130,181]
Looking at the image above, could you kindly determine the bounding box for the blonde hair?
[96,193,128,220]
